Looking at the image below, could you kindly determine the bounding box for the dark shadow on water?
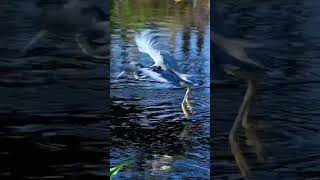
[0,0,109,179]
[213,0,320,179]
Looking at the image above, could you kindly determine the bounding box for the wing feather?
[135,30,164,67]
[139,68,169,83]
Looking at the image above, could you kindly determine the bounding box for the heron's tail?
[169,67,193,84]
[135,30,163,65]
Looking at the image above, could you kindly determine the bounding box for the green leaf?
[110,162,127,180]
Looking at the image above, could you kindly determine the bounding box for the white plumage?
[135,30,165,68]
[135,30,192,84]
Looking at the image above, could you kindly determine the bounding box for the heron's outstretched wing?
[135,30,182,71]
[135,30,192,84]
[168,67,193,84]
[135,30,164,67]
[161,53,181,72]
[139,68,169,83]
[213,32,264,68]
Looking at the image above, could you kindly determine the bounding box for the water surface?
[0,1,108,179]
[213,1,320,179]
[110,0,210,179]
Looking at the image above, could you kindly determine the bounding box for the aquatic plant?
[110,162,128,180]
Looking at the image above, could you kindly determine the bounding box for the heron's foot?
[245,138,265,163]
[181,103,190,119]
[185,87,192,113]
[244,124,265,163]
[185,100,192,113]
[242,116,250,129]
[181,86,192,119]
[229,134,251,178]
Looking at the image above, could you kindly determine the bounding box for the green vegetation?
[110,0,209,32]
[110,162,129,180]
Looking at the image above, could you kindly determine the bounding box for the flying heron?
[213,32,265,178]
[118,30,193,119]
[23,0,108,59]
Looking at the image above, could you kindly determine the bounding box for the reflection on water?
[213,0,320,179]
[110,0,210,179]
[0,0,108,179]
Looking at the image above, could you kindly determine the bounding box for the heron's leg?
[181,88,190,119]
[241,103,250,128]
[241,85,264,162]
[229,127,251,178]
[185,86,192,112]
[181,102,189,119]
[243,105,264,162]
[229,93,251,177]
[229,80,258,178]
[245,125,265,162]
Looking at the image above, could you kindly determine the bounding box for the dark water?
[0,1,108,179]
[213,0,320,179]
[110,0,210,179]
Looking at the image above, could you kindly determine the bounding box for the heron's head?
[149,65,162,72]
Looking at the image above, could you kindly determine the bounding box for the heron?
[23,0,108,59]
[213,32,265,178]
[118,30,193,119]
